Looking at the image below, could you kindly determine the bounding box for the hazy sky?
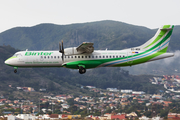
[0,0,180,33]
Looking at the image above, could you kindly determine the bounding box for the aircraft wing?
[76,42,94,53]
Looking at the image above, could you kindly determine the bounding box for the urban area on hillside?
[0,75,180,120]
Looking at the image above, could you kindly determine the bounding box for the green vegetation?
[1,21,180,76]
[1,21,180,118]
[0,45,165,100]
[0,20,179,100]
[0,20,155,51]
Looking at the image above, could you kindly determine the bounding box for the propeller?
[59,40,64,62]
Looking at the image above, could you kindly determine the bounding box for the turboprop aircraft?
[5,25,174,74]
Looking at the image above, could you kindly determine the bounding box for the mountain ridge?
[0,20,156,51]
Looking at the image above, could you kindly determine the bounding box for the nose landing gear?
[13,67,18,73]
[14,69,17,73]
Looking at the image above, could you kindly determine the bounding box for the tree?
[160,109,168,118]
[67,98,74,106]
[144,111,152,118]
[68,105,77,114]
[29,107,33,113]
[47,81,56,91]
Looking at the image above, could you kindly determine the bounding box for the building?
[7,114,16,120]
[104,113,126,120]
[168,113,180,119]
[121,89,132,93]
[132,91,145,95]
[40,88,46,91]
[107,88,119,92]
[86,86,96,89]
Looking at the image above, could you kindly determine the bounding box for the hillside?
[0,45,97,100]
[0,21,179,100]
[0,45,164,100]
[1,20,180,75]
[1,20,180,52]
[0,20,155,50]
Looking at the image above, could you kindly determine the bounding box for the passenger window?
[89,56,91,58]
[123,55,125,58]
[116,56,118,58]
[106,56,108,58]
[99,56,101,58]
[51,56,53,58]
[82,56,84,58]
[92,56,94,58]
[109,56,111,58]
[96,56,98,58]
[65,56,66,58]
[48,56,49,59]
[120,56,121,58]
[78,56,80,58]
[58,56,59,59]
[68,56,70,58]
[103,56,105,58]
[85,56,87,58]
[71,56,73,58]
[54,56,56,59]
[113,56,115,58]
[75,56,77,58]
[44,56,46,59]
[41,56,43,58]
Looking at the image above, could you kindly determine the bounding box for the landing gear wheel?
[79,66,86,74]
[14,69,17,73]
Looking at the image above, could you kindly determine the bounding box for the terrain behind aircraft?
[5,25,174,74]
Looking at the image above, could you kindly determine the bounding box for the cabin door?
[127,51,134,65]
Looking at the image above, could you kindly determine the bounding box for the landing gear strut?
[79,66,86,74]
[14,69,17,73]
[14,67,18,73]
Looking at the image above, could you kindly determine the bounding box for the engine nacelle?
[64,47,83,55]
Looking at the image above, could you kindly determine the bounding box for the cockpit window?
[13,53,22,57]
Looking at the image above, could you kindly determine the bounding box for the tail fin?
[139,25,174,52]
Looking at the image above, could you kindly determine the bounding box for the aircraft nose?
[4,59,9,65]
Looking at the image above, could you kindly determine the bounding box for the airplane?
[5,25,174,74]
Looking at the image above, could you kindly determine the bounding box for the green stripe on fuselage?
[6,56,17,61]
[64,29,172,69]
[64,46,168,69]
[63,58,124,69]
[114,46,168,67]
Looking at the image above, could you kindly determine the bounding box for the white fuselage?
[5,49,174,68]
[5,50,128,67]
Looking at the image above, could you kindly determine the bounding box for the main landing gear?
[79,66,86,74]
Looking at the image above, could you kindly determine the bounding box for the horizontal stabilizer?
[160,28,172,31]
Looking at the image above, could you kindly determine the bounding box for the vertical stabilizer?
[139,25,174,52]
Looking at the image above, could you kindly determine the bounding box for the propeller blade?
[61,40,64,53]
[59,40,64,62]
[59,42,61,52]
[62,53,64,62]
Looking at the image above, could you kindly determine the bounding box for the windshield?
[13,53,22,57]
